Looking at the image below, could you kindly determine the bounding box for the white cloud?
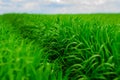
[81,0,107,5]
[10,0,23,2]
[0,1,3,4]
[56,0,108,5]
[50,0,61,3]
[0,0,120,14]
[22,2,39,10]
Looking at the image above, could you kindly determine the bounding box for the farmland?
[0,14,120,80]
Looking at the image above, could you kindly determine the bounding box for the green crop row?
[0,13,120,80]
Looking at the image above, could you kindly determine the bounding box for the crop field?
[0,14,120,80]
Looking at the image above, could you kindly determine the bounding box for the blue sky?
[0,0,120,14]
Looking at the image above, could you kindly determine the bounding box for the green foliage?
[0,14,120,80]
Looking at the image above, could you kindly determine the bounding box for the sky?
[0,0,120,14]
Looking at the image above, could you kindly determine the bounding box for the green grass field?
[0,13,120,80]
